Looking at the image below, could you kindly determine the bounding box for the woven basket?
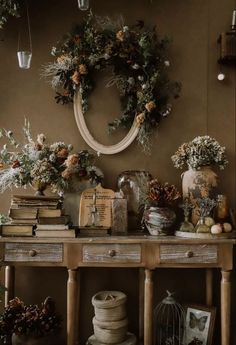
[92,291,127,321]
[93,317,128,344]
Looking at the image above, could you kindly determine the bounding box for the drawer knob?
[108,249,116,257]
[186,250,194,258]
[29,249,37,257]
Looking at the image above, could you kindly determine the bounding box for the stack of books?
[35,210,75,238]
[1,194,75,238]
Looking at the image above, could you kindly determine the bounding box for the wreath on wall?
[43,13,181,152]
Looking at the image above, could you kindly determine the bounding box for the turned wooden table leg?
[144,269,154,345]
[67,268,79,345]
[221,270,231,345]
[5,265,15,306]
[206,268,213,306]
[139,268,144,343]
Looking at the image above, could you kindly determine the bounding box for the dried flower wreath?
[42,12,181,152]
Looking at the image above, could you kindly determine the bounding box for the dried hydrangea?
[171,135,228,170]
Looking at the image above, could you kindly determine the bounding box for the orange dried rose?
[145,101,156,113]
[116,30,125,42]
[0,161,4,169]
[57,55,68,63]
[65,154,79,168]
[57,148,69,159]
[71,70,80,85]
[78,64,87,75]
[62,168,72,180]
[136,112,145,126]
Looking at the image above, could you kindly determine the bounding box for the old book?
[79,227,110,236]
[1,224,34,236]
[9,208,38,219]
[35,229,75,238]
[11,219,38,225]
[38,209,64,218]
[38,215,70,225]
[36,224,69,230]
[12,195,62,209]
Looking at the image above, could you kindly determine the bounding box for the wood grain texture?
[206,268,213,306]
[82,244,141,263]
[4,243,63,262]
[221,270,231,345]
[144,269,153,345]
[4,266,15,306]
[160,244,218,263]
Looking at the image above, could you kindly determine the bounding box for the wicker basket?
[92,291,127,321]
[92,317,128,344]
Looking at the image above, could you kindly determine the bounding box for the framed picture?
[185,304,216,345]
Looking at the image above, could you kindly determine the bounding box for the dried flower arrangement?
[42,12,181,152]
[146,179,181,207]
[171,135,228,171]
[0,0,20,29]
[0,120,102,195]
[0,297,61,340]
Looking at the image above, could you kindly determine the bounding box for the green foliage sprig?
[42,12,181,152]
[0,0,20,29]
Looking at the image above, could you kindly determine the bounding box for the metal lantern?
[154,291,185,345]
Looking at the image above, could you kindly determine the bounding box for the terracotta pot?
[182,166,218,224]
[143,206,176,236]
[11,334,58,345]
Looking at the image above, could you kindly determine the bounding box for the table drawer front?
[83,244,141,263]
[160,244,218,264]
[4,243,63,262]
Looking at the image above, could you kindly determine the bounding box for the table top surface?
[0,234,235,244]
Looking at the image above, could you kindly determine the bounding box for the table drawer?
[4,243,63,262]
[160,244,218,264]
[82,244,141,263]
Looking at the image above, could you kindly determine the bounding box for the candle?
[232,9,236,28]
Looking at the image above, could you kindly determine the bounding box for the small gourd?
[211,223,222,234]
[223,222,232,233]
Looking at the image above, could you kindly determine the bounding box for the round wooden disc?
[86,333,136,345]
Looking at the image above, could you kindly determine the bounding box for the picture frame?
[184,304,216,345]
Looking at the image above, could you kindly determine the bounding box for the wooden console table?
[0,236,235,345]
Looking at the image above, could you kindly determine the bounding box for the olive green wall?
[0,0,235,344]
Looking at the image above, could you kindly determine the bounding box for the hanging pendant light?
[78,0,89,11]
[17,2,32,69]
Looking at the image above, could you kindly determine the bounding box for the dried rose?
[57,148,69,159]
[71,71,80,85]
[62,168,72,180]
[65,154,79,167]
[57,55,69,63]
[78,64,87,75]
[145,101,156,112]
[12,160,20,168]
[136,113,145,126]
[116,30,125,41]
[0,161,4,169]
